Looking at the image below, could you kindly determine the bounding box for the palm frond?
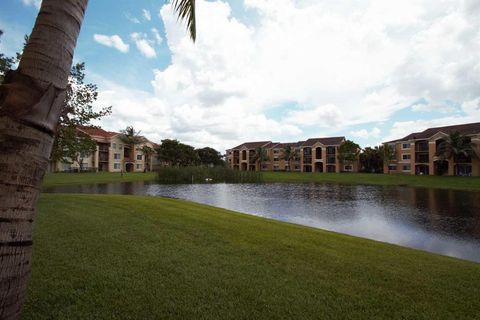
[172,0,196,42]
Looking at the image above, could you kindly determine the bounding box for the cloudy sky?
[1,0,479,151]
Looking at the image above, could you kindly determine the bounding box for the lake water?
[44,182,480,263]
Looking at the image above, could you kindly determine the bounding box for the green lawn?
[24,194,480,319]
[43,172,157,187]
[263,171,480,191]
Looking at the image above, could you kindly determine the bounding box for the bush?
[157,166,263,184]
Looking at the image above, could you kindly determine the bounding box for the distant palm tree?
[141,145,155,172]
[252,147,269,171]
[119,126,145,172]
[282,145,299,171]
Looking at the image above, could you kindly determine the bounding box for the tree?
[50,127,97,171]
[252,147,269,171]
[337,140,360,165]
[141,145,155,172]
[282,145,299,171]
[0,31,18,83]
[0,1,196,317]
[359,146,383,173]
[119,126,145,172]
[50,63,112,166]
[436,131,478,176]
[436,131,477,161]
[156,139,200,167]
[2,35,110,168]
[196,147,223,166]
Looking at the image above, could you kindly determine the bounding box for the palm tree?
[252,147,269,171]
[379,143,395,173]
[282,145,299,171]
[436,131,478,175]
[0,1,196,317]
[119,126,145,172]
[141,145,155,172]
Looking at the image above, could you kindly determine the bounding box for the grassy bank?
[24,194,480,319]
[43,172,157,187]
[263,171,480,191]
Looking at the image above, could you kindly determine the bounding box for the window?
[112,143,116,149]
[402,143,410,149]
[402,154,411,161]
[273,149,280,154]
[119,144,123,150]
[114,163,121,170]
[402,165,411,171]
[273,157,279,162]
[136,164,142,170]
[388,164,397,171]
[137,154,142,160]
[273,165,279,171]
[114,153,121,160]
[344,165,353,171]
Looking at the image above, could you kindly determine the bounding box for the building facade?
[49,127,160,173]
[383,122,480,176]
[226,137,359,173]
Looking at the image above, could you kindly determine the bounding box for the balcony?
[415,154,429,163]
[415,141,429,152]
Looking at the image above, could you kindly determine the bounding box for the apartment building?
[226,136,358,173]
[383,122,480,176]
[49,127,159,173]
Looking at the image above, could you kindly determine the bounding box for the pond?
[44,182,480,263]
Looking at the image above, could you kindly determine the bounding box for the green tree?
[337,140,360,164]
[0,31,17,83]
[359,146,383,173]
[196,147,224,166]
[282,145,299,171]
[51,63,112,165]
[119,126,145,172]
[436,131,478,161]
[379,143,395,163]
[0,1,196,317]
[141,145,155,172]
[252,147,270,171]
[156,139,199,167]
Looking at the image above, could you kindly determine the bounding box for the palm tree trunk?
[0,1,88,318]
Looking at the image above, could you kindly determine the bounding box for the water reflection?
[43,182,480,263]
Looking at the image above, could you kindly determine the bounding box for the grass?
[157,166,263,184]
[263,171,480,191]
[24,193,480,319]
[43,172,157,187]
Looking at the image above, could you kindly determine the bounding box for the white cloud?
[351,127,381,139]
[21,0,41,9]
[93,34,129,53]
[125,13,140,24]
[143,9,152,21]
[151,28,163,45]
[131,32,157,58]
[97,0,480,151]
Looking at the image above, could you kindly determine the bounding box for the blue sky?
[1,0,479,152]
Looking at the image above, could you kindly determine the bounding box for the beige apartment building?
[383,122,480,176]
[227,136,359,173]
[49,127,159,173]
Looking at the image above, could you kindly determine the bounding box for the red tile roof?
[77,126,119,138]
